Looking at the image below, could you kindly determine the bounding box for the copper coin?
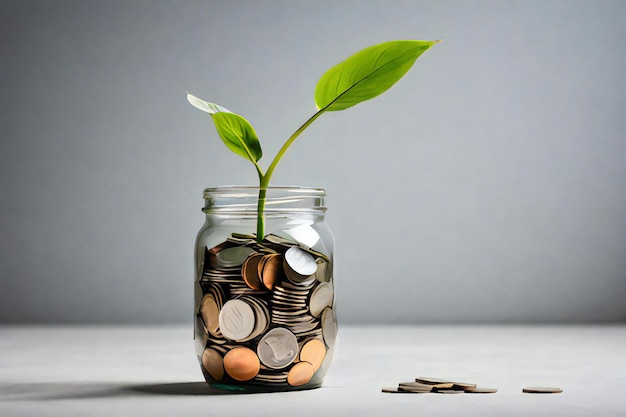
[242,253,265,290]
[223,347,260,381]
[201,348,224,381]
[261,253,284,290]
[299,338,326,372]
[523,387,562,394]
[287,361,315,386]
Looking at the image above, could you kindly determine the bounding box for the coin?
[523,387,562,394]
[314,258,329,282]
[299,338,326,371]
[309,282,334,317]
[207,242,233,267]
[465,387,498,393]
[433,389,464,394]
[239,296,269,342]
[415,376,453,387]
[284,247,317,276]
[218,299,255,341]
[200,293,221,337]
[223,347,260,381]
[201,348,224,381]
[381,387,416,394]
[216,246,256,267]
[287,361,315,386]
[257,327,299,369]
[264,234,297,247]
[255,370,289,384]
[321,307,338,348]
[230,232,256,240]
[242,253,265,290]
[260,253,284,290]
[451,381,476,390]
[398,382,434,392]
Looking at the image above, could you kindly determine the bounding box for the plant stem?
[264,108,326,182]
[254,107,327,242]
[256,185,267,242]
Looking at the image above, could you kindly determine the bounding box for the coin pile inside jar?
[382,377,498,394]
[195,233,336,388]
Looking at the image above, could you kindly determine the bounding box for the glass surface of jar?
[194,186,336,392]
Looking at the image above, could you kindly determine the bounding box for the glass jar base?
[209,382,322,393]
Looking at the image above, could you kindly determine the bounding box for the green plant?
[188,39,439,242]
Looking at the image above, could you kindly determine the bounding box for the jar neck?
[202,186,326,217]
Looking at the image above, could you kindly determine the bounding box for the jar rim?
[203,185,326,199]
[202,185,326,215]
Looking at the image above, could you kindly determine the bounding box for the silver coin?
[309,282,334,318]
[240,299,269,342]
[257,327,299,369]
[215,246,256,267]
[398,382,433,393]
[465,387,498,393]
[284,247,317,276]
[522,387,562,394]
[321,307,338,348]
[218,299,255,341]
[315,258,330,282]
[382,387,414,394]
[264,234,297,246]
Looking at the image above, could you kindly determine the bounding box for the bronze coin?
[287,361,315,387]
[201,348,224,381]
[242,253,265,290]
[299,338,326,372]
[261,253,284,290]
[223,347,260,381]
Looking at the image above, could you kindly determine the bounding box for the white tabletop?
[1,325,624,416]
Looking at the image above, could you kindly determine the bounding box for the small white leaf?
[187,93,230,114]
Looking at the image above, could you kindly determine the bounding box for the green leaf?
[212,111,262,163]
[314,40,439,112]
[187,93,262,163]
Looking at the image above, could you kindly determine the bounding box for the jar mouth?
[203,185,326,214]
[203,185,325,198]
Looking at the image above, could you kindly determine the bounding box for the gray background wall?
[1,0,625,324]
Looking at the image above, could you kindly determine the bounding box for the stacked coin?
[382,377,497,394]
[199,283,224,337]
[218,296,270,342]
[271,281,322,339]
[284,247,318,286]
[196,233,336,388]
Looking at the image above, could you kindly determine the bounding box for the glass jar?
[194,186,336,392]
